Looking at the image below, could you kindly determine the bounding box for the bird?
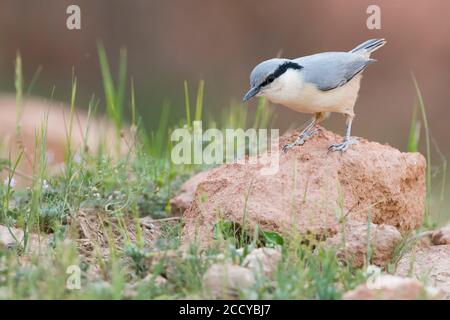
[243,38,386,153]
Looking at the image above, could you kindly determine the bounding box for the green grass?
[0,51,445,300]
[409,75,447,227]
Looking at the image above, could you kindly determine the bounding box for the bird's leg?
[282,113,323,152]
[328,114,358,153]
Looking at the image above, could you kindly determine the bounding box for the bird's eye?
[261,74,276,87]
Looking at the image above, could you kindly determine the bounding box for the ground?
[0,53,447,300]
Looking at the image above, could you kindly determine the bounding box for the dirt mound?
[170,170,211,215]
[181,127,425,246]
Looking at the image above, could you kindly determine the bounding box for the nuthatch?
[243,39,386,152]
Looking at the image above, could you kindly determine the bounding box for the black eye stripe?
[260,75,275,87]
[259,61,303,88]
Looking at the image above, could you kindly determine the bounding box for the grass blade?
[194,80,204,122]
[411,74,431,222]
[97,41,120,129]
[407,103,421,152]
[15,53,23,133]
[184,81,191,127]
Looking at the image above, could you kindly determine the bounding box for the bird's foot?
[282,128,319,153]
[328,137,358,153]
[282,143,296,153]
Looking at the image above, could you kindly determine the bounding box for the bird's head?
[243,59,303,102]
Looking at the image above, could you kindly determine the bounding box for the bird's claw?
[328,138,358,153]
[282,142,298,153]
[282,128,319,153]
[282,144,290,153]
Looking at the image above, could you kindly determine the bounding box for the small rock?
[242,247,282,279]
[143,274,167,286]
[325,220,402,268]
[343,275,442,300]
[431,223,450,245]
[0,224,48,252]
[0,225,18,249]
[170,170,210,215]
[154,275,168,286]
[123,284,138,299]
[202,263,255,299]
[395,244,450,299]
[139,216,156,231]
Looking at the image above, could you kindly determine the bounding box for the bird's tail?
[350,39,386,57]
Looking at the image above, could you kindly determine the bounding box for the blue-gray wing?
[294,52,375,91]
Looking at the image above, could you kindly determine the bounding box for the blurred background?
[0,0,449,157]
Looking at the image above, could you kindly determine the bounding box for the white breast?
[264,69,362,116]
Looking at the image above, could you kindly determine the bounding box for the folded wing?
[294,52,375,91]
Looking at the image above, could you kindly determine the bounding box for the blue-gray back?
[294,52,374,91]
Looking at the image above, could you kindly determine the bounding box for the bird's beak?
[243,86,260,102]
